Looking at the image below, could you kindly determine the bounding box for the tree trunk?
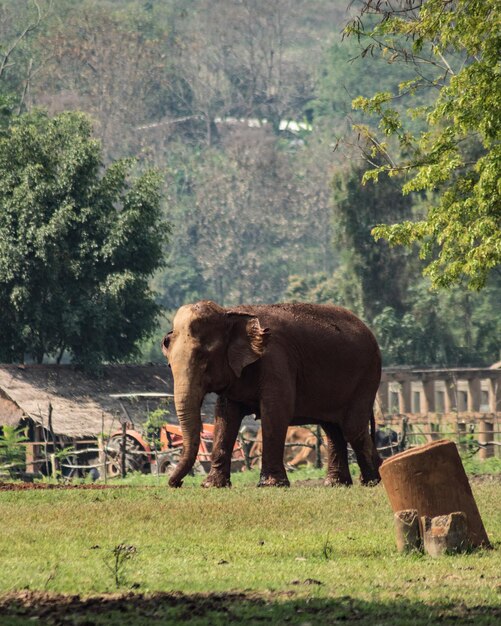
[380,439,490,549]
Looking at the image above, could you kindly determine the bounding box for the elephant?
[161,300,382,488]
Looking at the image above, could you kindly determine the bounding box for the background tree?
[37,7,173,159]
[157,126,332,307]
[0,110,168,367]
[346,0,501,289]
[331,159,417,320]
[0,0,52,113]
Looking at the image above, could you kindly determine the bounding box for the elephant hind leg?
[348,426,381,485]
[322,422,353,487]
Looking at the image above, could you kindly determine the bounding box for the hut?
[0,364,175,475]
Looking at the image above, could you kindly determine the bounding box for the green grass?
[0,468,500,624]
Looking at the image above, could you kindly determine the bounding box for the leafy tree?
[0,109,168,367]
[314,29,431,136]
[346,0,501,289]
[332,160,417,320]
[286,269,364,316]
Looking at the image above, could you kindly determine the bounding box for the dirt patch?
[1,474,498,492]
[0,481,120,491]
[293,478,325,487]
[293,474,501,488]
[1,590,501,625]
[0,590,266,625]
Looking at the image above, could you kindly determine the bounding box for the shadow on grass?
[1,590,500,625]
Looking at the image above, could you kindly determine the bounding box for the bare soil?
[0,590,267,625]
[294,474,501,488]
[0,481,118,491]
[1,472,499,491]
[1,589,500,626]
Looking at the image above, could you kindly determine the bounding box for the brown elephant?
[161,300,382,488]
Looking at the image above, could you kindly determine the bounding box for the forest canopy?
[0,0,499,367]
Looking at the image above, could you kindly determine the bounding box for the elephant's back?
[234,302,377,351]
[237,302,381,410]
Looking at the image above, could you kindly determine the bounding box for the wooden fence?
[379,412,501,460]
[2,412,500,481]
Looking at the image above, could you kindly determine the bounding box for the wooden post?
[97,435,106,483]
[38,409,50,476]
[394,509,421,553]
[380,440,490,548]
[49,453,57,480]
[241,431,253,471]
[422,512,469,557]
[47,403,59,477]
[428,421,440,441]
[100,412,107,484]
[25,443,35,474]
[497,414,501,459]
[457,420,467,451]
[478,417,494,460]
[120,421,127,479]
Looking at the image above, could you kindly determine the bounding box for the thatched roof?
[0,364,175,437]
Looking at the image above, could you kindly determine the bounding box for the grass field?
[0,467,500,625]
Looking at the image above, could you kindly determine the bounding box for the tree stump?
[394,509,421,553]
[380,440,490,549]
[422,512,469,558]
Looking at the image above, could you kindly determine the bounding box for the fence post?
[478,417,494,460]
[240,432,252,471]
[120,421,127,479]
[100,412,107,484]
[49,453,58,480]
[25,443,35,474]
[497,414,501,459]
[457,421,467,451]
[97,435,106,483]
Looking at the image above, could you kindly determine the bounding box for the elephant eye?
[162,331,173,351]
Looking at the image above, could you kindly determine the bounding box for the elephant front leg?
[322,423,353,486]
[258,399,291,487]
[202,397,243,488]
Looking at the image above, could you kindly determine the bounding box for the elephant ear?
[226,312,270,378]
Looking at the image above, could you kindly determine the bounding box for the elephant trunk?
[168,382,203,487]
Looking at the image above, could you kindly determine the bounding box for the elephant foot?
[257,474,290,488]
[324,474,353,487]
[359,467,381,486]
[201,473,232,488]
[168,477,183,488]
[360,476,381,487]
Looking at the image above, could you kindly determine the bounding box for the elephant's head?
[161,301,270,487]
